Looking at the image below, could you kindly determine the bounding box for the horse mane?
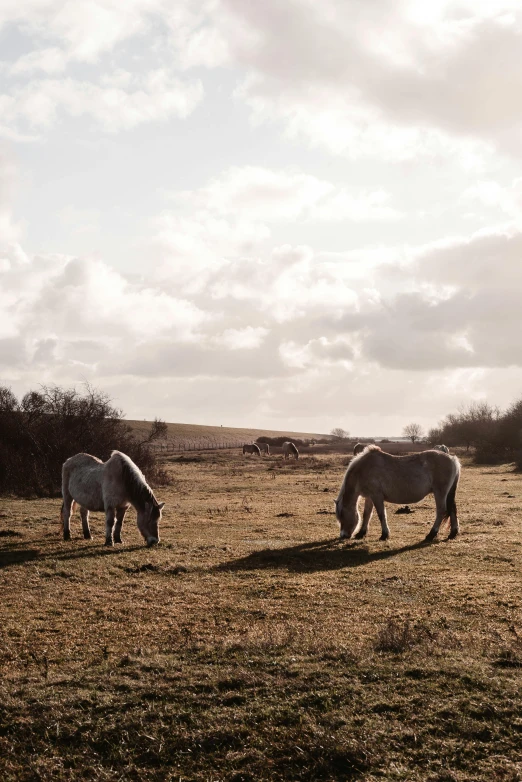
[337,444,381,503]
[111,451,156,510]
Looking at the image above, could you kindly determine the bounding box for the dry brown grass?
[1,452,521,780]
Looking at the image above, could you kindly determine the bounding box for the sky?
[1,0,522,436]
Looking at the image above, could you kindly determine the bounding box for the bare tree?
[403,423,423,443]
[330,427,349,440]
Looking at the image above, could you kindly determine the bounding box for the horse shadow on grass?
[216,537,436,574]
[0,541,145,569]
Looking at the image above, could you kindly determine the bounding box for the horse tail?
[446,458,460,516]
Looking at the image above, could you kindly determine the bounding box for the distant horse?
[257,442,270,456]
[335,445,460,542]
[61,450,165,547]
[433,444,450,453]
[243,443,261,456]
[282,441,299,460]
[353,443,366,455]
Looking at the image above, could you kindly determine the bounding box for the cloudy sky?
[1,0,522,435]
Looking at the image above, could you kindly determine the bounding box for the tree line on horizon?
[402,397,522,469]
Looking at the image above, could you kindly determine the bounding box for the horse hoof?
[83,534,92,540]
[424,532,436,542]
[114,538,123,545]
[104,540,114,547]
[63,532,71,542]
[447,529,459,540]
[354,530,367,540]
[379,534,389,542]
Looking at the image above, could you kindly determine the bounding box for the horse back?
[62,452,105,512]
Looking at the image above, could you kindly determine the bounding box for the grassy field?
[1,451,521,781]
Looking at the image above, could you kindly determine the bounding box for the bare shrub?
[0,384,168,496]
[374,618,433,654]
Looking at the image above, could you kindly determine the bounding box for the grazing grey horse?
[243,443,261,456]
[335,445,460,543]
[353,443,366,455]
[282,441,299,460]
[433,444,450,453]
[257,442,270,456]
[61,450,165,547]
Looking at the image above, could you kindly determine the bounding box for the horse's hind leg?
[62,497,75,541]
[105,508,116,546]
[79,507,92,540]
[355,497,374,539]
[373,496,390,541]
[425,491,448,542]
[448,492,459,540]
[113,506,127,545]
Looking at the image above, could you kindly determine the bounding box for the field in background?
[127,419,332,453]
[1,452,521,780]
[127,419,430,456]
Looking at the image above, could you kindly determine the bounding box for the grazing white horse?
[282,441,299,460]
[335,445,460,543]
[433,444,450,453]
[61,450,165,547]
[353,442,366,455]
[243,443,261,456]
[257,442,270,456]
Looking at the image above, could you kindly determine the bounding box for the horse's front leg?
[113,506,127,544]
[62,496,74,541]
[355,497,374,539]
[79,507,92,540]
[373,496,390,541]
[105,508,116,546]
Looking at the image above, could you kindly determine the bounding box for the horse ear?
[158,502,165,510]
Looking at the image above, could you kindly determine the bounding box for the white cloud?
[214,326,269,350]
[10,47,68,75]
[0,70,203,133]
[0,249,209,369]
[170,165,401,223]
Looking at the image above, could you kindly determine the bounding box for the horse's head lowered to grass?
[137,499,165,547]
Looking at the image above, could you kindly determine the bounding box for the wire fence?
[147,440,247,454]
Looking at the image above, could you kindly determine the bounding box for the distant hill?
[126,420,330,451]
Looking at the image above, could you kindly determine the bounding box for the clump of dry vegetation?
[0,384,167,496]
[1,451,521,780]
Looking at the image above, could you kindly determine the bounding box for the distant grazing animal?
[243,443,261,456]
[282,441,299,460]
[257,442,270,456]
[61,451,164,547]
[335,445,460,542]
[433,444,450,453]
